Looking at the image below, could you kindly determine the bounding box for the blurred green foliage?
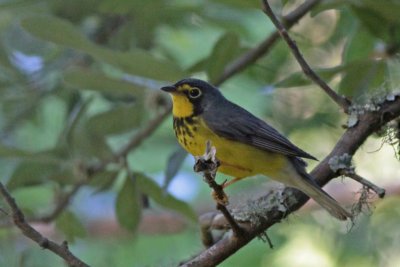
[0,0,399,266]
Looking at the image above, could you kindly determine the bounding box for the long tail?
[290,159,352,221]
[296,176,352,220]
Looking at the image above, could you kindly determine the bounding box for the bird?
[161,78,351,220]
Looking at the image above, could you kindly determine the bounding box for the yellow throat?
[171,93,194,118]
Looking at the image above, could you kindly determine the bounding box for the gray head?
[160,78,224,116]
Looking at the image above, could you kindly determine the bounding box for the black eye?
[188,87,201,99]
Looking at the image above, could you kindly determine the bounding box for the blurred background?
[0,0,400,266]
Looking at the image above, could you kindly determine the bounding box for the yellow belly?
[176,117,288,180]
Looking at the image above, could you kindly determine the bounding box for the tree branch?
[341,171,386,198]
[0,182,89,267]
[180,96,400,267]
[215,0,321,86]
[261,0,351,112]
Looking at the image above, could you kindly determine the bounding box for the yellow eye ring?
[188,87,201,99]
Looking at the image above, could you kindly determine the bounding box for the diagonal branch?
[32,182,84,224]
[15,107,172,227]
[0,182,89,267]
[261,0,351,112]
[215,0,321,85]
[89,106,172,174]
[180,96,400,267]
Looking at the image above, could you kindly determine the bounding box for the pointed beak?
[160,85,176,93]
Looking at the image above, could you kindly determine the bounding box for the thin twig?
[0,91,48,140]
[113,106,172,162]
[39,107,172,223]
[89,106,172,174]
[1,108,172,228]
[341,170,386,198]
[0,182,89,267]
[261,0,351,112]
[194,141,244,237]
[258,231,274,249]
[34,107,172,224]
[33,182,84,223]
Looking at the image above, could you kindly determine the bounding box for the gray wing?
[203,100,317,160]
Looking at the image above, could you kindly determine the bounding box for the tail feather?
[297,178,352,221]
[290,158,352,221]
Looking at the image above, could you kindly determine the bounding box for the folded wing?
[203,100,317,160]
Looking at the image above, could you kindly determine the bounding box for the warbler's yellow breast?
[168,81,289,181]
[174,115,287,179]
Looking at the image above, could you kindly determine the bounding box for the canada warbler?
[161,78,351,220]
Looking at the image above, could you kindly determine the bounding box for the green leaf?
[163,146,187,190]
[311,0,349,16]
[88,170,118,193]
[207,32,241,84]
[55,211,86,243]
[21,16,185,81]
[339,19,390,96]
[274,72,310,88]
[339,59,386,98]
[62,96,94,146]
[350,5,390,41]
[319,8,357,49]
[7,161,60,191]
[249,42,290,83]
[212,0,260,9]
[66,99,113,159]
[48,167,78,185]
[136,173,197,222]
[0,145,65,164]
[350,1,400,44]
[0,144,36,158]
[64,70,145,95]
[86,104,143,136]
[89,47,185,81]
[343,24,376,63]
[362,0,400,24]
[260,42,291,84]
[20,16,92,51]
[115,175,142,232]
[71,123,112,159]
